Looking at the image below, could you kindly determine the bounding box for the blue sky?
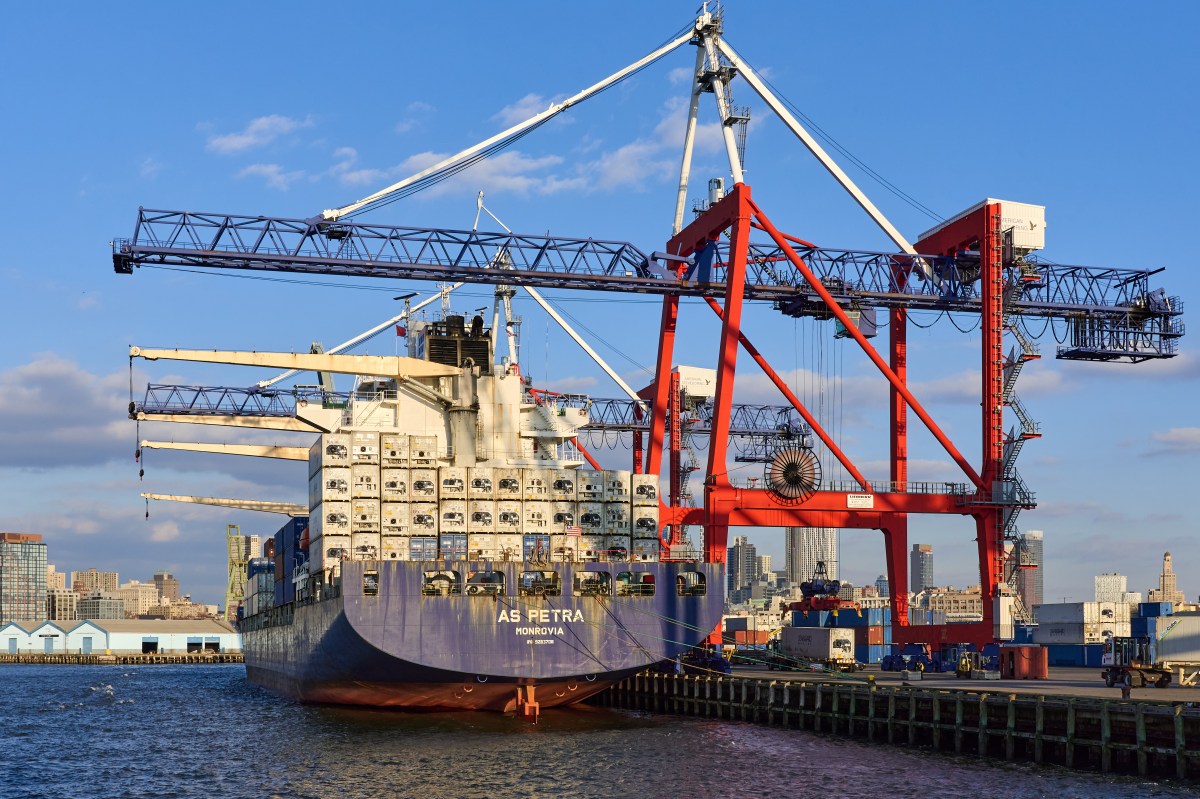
[1,1,1196,606]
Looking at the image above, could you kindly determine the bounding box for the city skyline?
[0,3,1196,605]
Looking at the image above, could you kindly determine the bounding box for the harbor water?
[1,665,1192,799]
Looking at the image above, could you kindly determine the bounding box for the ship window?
[421,570,462,597]
[676,570,706,597]
[519,571,561,597]
[573,571,611,597]
[616,571,655,598]
[363,571,379,597]
[465,570,505,597]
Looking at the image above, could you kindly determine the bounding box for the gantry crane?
[114,7,1183,647]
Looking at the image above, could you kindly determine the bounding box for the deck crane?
[114,7,1183,648]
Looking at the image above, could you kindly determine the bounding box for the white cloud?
[206,114,313,154]
[237,163,306,191]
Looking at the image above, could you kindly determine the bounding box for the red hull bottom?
[247,665,615,713]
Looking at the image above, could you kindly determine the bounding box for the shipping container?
[522,501,551,533]
[495,468,522,498]
[381,535,410,561]
[467,534,498,560]
[631,474,658,505]
[380,433,410,466]
[439,533,468,561]
[410,468,438,500]
[351,532,380,560]
[380,468,409,502]
[603,470,631,502]
[468,466,495,499]
[381,502,411,534]
[576,469,604,499]
[468,500,496,533]
[551,469,577,502]
[496,500,521,532]
[578,502,604,535]
[519,468,549,501]
[350,431,380,464]
[408,435,438,466]
[523,534,551,561]
[439,466,467,498]
[410,502,439,535]
[631,505,659,537]
[409,536,438,561]
[351,464,380,498]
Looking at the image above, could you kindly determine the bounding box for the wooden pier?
[0,653,243,665]
[592,672,1199,779]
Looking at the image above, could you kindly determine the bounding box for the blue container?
[1138,602,1173,618]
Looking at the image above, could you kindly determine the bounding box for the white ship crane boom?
[321,26,699,221]
[141,493,307,516]
[139,441,310,461]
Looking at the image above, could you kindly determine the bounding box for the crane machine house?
[307,314,662,577]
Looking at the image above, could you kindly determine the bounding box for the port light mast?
[115,8,1183,647]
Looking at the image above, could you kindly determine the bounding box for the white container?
[605,535,631,559]
[551,469,577,502]
[468,500,496,533]
[632,505,660,537]
[522,501,551,533]
[579,535,606,561]
[495,468,522,498]
[605,503,631,535]
[550,534,576,562]
[381,434,410,467]
[439,466,467,498]
[579,502,605,535]
[310,467,351,505]
[577,469,604,499]
[410,468,438,500]
[309,433,351,474]
[351,464,380,498]
[381,535,410,561]
[351,499,380,532]
[604,470,631,502]
[497,534,523,561]
[467,534,498,560]
[321,502,351,536]
[440,499,467,533]
[381,503,411,534]
[522,468,551,501]
[496,500,522,532]
[550,502,576,534]
[351,532,380,560]
[632,474,659,505]
[468,466,495,499]
[410,502,439,535]
[351,431,380,464]
[408,435,438,466]
[380,468,409,502]
[779,627,856,667]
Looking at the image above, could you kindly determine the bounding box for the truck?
[768,627,858,672]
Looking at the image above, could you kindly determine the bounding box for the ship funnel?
[450,359,480,466]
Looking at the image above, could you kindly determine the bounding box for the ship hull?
[241,560,724,712]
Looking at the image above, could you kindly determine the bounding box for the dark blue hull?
[242,560,725,711]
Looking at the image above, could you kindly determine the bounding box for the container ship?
[233,315,724,718]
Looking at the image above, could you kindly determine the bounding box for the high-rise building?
[875,575,889,597]
[46,587,79,621]
[727,536,759,597]
[1015,531,1044,611]
[153,571,180,602]
[46,565,66,590]
[910,544,934,592]
[0,533,48,623]
[1148,552,1186,605]
[71,569,120,595]
[785,527,838,584]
